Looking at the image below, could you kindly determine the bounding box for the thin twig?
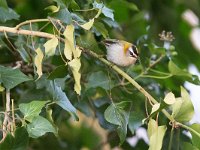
[11,99,16,136]
[15,19,49,30]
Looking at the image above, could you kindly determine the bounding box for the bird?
[103,39,139,67]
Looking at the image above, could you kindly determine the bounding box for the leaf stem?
[168,126,174,150]
[176,122,200,138]
[140,74,173,79]
[15,19,49,29]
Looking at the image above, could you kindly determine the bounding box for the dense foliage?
[0,0,200,149]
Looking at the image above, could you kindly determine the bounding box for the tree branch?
[0,25,199,140]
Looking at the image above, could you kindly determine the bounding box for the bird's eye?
[131,45,138,56]
[129,50,134,57]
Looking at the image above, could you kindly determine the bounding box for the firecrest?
[103,39,139,67]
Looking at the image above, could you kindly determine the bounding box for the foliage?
[0,0,200,149]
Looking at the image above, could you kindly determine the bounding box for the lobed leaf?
[0,65,31,89]
[104,101,132,144]
[49,81,78,120]
[27,116,56,138]
[190,123,200,149]
[148,119,167,150]
[85,71,114,90]
[172,87,194,122]
[19,100,49,122]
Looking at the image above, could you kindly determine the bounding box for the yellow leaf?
[44,37,58,57]
[79,19,94,30]
[34,48,44,79]
[68,58,81,95]
[64,25,75,60]
[74,46,82,58]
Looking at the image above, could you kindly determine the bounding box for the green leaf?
[68,58,81,95]
[85,71,113,90]
[93,1,114,21]
[44,37,58,57]
[104,101,132,144]
[0,127,28,150]
[0,134,14,149]
[49,81,78,121]
[0,65,31,89]
[17,46,32,63]
[168,60,191,77]
[93,22,108,38]
[190,124,200,149]
[19,100,49,122]
[128,111,144,134]
[13,127,29,150]
[182,142,199,150]
[52,8,72,24]
[172,87,194,122]
[27,116,56,138]
[45,5,60,13]
[148,119,167,150]
[0,0,8,9]
[69,0,80,10]
[48,65,68,80]
[0,7,19,22]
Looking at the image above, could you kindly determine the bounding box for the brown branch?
[0,26,56,39]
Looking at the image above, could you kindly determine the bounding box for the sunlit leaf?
[0,85,5,92]
[150,103,160,115]
[68,58,81,95]
[64,25,75,60]
[148,119,167,150]
[27,116,56,138]
[163,92,176,105]
[44,37,58,57]
[19,100,49,122]
[74,46,82,58]
[172,87,194,122]
[34,48,44,79]
[0,66,31,89]
[79,18,94,30]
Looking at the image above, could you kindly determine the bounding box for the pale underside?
[106,43,137,66]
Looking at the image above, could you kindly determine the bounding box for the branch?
[1,25,199,140]
[0,26,55,39]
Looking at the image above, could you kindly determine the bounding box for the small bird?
[103,39,139,67]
